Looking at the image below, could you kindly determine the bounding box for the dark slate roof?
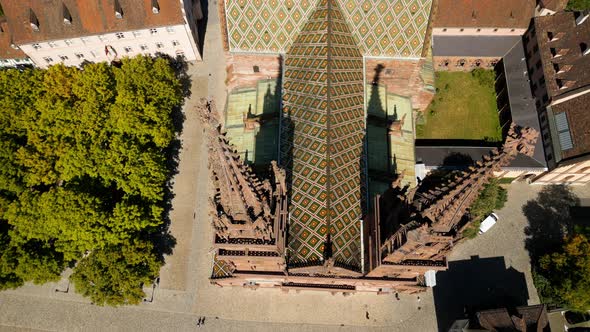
[477,304,549,331]
[432,35,521,57]
[502,39,548,168]
[415,146,546,169]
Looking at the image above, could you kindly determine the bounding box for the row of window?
[31,27,176,50]
[440,27,516,33]
[42,41,184,64]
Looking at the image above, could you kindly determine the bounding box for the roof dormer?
[114,0,123,19]
[63,4,72,25]
[152,0,160,14]
[29,9,39,32]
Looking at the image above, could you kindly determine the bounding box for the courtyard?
[3,181,590,331]
[416,70,503,142]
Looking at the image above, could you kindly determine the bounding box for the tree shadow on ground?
[433,256,529,332]
[522,185,580,264]
[146,54,193,261]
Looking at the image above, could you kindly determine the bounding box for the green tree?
[70,240,161,306]
[537,234,590,311]
[4,188,111,262]
[0,56,181,304]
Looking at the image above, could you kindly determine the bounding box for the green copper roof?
[281,0,364,269]
[225,0,433,58]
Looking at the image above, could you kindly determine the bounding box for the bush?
[471,68,496,87]
[567,0,590,10]
[462,178,507,238]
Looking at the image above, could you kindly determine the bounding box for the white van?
[478,213,499,234]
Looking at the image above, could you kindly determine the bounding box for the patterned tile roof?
[225,0,433,58]
[211,257,235,279]
[281,0,364,269]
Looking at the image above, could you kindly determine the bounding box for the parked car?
[478,213,499,234]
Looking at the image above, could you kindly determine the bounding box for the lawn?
[567,0,590,10]
[416,70,502,142]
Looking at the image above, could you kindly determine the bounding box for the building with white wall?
[1,0,203,68]
[0,14,34,67]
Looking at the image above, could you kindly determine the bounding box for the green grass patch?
[497,177,516,184]
[462,178,507,239]
[567,0,590,10]
[416,69,502,142]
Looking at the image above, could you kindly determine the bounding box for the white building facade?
[20,24,199,69]
[2,0,203,69]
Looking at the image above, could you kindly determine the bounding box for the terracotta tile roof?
[552,92,590,160]
[0,17,27,59]
[534,11,590,99]
[0,0,184,45]
[434,0,535,29]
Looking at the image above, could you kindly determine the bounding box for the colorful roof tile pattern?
[225,0,433,58]
[281,0,364,269]
[211,257,236,279]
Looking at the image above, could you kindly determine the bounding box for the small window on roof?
[29,9,40,31]
[152,0,160,14]
[581,43,589,55]
[253,65,260,73]
[63,4,72,25]
[114,0,123,19]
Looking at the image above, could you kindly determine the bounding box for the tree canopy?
[0,56,182,305]
[536,234,590,312]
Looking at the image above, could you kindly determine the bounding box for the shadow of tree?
[142,54,192,262]
[523,185,580,264]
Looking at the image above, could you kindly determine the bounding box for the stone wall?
[365,58,435,112]
[226,54,282,91]
[433,56,499,72]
